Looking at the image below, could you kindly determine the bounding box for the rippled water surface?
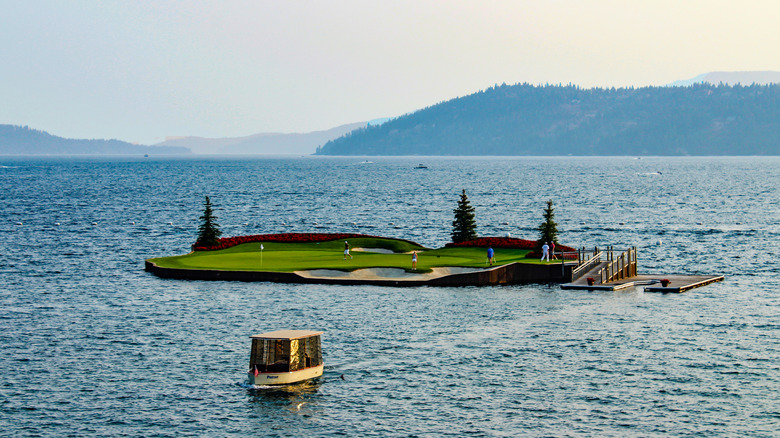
[1,156,779,437]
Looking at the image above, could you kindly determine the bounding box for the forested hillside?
[0,125,190,155]
[316,83,779,156]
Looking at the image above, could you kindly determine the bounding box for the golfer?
[541,242,550,262]
[344,241,352,259]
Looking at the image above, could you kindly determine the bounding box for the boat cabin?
[248,330,324,385]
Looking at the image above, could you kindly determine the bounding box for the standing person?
[487,246,495,266]
[412,251,418,270]
[541,242,550,262]
[550,241,557,260]
[344,241,352,259]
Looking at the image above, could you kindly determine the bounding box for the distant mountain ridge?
[154,122,368,155]
[0,125,189,155]
[317,81,780,156]
[669,71,780,87]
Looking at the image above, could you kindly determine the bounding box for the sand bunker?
[351,247,397,254]
[295,266,485,281]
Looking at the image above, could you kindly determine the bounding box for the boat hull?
[248,364,324,385]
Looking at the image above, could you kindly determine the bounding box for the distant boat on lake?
[414,163,428,169]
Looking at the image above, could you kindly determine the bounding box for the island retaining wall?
[145,260,575,287]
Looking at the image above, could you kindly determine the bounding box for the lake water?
[1,156,778,437]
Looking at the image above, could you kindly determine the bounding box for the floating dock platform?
[562,273,725,293]
[561,246,723,293]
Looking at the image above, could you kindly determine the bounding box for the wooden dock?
[561,247,723,293]
[562,272,724,292]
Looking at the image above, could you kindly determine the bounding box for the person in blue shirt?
[487,246,495,266]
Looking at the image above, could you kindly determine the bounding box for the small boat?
[247,329,324,385]
[414,163,428,169]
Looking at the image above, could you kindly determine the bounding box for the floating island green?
[145,233,577,287]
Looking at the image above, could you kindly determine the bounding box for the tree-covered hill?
[0,125,190,155]
[316,83,780,156]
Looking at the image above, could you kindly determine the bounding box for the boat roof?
[250,329,323,340]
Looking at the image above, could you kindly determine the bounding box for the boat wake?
[237,381,279,390]
[236,382,291,391]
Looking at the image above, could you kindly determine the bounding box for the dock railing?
[598,247,637,284]
[571,248,603,282]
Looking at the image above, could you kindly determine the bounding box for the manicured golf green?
[148,237,554,273]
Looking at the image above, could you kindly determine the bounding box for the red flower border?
[193,233,577,260]
[193,233,420,251]
[446,236,538,249]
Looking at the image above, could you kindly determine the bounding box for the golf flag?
[260,244,264,251]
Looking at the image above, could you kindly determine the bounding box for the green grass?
[148,237,557,273]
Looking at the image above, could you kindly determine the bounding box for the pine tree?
[451,189,478,243]
[537,199,558,246]
[195,196,222,248]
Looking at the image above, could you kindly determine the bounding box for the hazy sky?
[1,1,778,144]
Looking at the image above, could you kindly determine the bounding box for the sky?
[1,0,778,145]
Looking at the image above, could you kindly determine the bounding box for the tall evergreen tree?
[537,199,558,246]
[451,189,478,243]
[195,196,222,248]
